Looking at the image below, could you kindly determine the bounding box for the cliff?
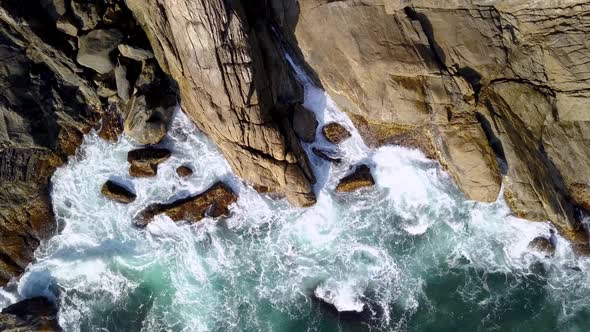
[270,0,590,250]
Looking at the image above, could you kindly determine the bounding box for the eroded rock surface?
[277,0,590,246]
[125,0,316,206]
[135,181,238,227]
[322,122,351,145]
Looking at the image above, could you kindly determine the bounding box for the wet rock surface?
[528,237,556,257]
[322,122,351,144]
[101,180,136,204]
[336,165,375,193]
[292,104,317,143]
[135,181,238,227]
[0,297,62,331]
[176,166,193,177]
[127,147,171,177]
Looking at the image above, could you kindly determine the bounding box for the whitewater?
[2,65,590,331]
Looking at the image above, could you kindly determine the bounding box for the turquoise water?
[1,78,590,331]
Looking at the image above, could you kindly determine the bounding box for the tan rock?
[135,181,238,227]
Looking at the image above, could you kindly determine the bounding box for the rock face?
[101,180,136,203]
[125,0,316,206]
[322,122,352,144]
[336,165,375,193]
[127,147,170,177]
[0,0,170,285]
[0,297,62,331]
[135,181,238,227]
[274,0,590,247]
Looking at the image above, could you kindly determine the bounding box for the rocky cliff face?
[273,0,590,249]
[0,0,176,287]
[124,0,316,206]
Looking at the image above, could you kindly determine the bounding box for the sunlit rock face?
[277,0,590,245]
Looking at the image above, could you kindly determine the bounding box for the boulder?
[0,297,62,332]
[118,44,155,61]
[336,165,375,193]
[135,181,238,227]
[127,147,171,177]
[528,237,556,257]
[56,16,78,37]
[176,166,193,177]
[71,0,102,31]
[101,180,136,204]
[40,0,67,20]
[292,104,317,142]
[77,29,123,74]
[322,122,351,144]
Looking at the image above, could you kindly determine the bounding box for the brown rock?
[292,104,317,142]
[336,164,375,193]
[124,0,315,206]
[101,180,136,204]
[322,122,351,144]
[176,165,193,177]
[118,44,155,61]
[0,297,62,332]
[135,181,238,227]
[528,237,556,257]
[97,104,122,142]
[127,147,171,178]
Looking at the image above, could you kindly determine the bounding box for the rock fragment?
[127,147,171,177]
[135,181,238,227]
[322,122,351,144]
[336,164,375,193]
[118,44,155,61]
[176,166,193,177]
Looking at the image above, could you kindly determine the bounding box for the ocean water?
[2,67,590,332]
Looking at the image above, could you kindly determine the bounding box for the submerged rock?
[101,180,136,204]
[135,181,238,227]
[0,297,62,332]
[292,104,318,143]
[336,165,375,193]
[312,148,342,164]
[176,166,193,177]
[528,237,556,257]
[77,29,123,74]
[322,122,351,144]
[127,147,171,177]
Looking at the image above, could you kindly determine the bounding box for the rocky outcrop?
[292,104,317,143]
[0,297,62,331]
[336,165,375,193]
[275,0,590,247]
[135,181,238,227]
[127,147,170,177]
[101,180,136,203]
[124,0,316,206]
[0,0,172,285]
